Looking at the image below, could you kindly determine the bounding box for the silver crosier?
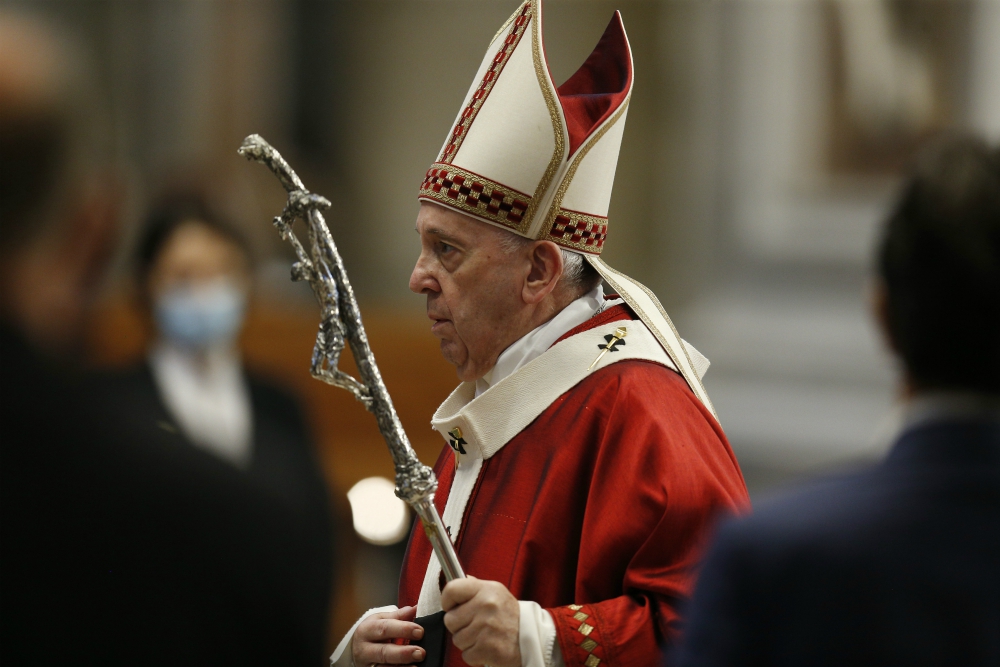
[238,134,465,583]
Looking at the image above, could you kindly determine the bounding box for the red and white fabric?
[417,0,716,418]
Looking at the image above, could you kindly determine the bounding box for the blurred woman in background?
[95,192,335,650]
[129,194,330,500]
[139,196,256,466]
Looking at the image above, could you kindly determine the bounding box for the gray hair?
[496,230,602,295]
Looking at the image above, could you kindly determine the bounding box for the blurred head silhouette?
[136,194,251,352]
[875,135,1000,397]
[0,10,117,357]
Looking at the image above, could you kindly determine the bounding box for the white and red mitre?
[418,0,718,419]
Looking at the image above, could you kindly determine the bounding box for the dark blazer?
[1,327,332,666]
[99,363,332,527]
[672,417,1000,667]
[92,362,335,649]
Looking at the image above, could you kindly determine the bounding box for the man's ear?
[522,241,563,305]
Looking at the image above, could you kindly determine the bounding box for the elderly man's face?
[410,202,528,382]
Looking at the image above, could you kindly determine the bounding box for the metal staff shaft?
[238,134,464,583]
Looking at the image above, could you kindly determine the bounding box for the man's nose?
[409,254,438,294]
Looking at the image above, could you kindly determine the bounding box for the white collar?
[432,318,680,461]
[149,341,253,467]
[474,284,617,397]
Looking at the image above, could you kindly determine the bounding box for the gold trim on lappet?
[521,0,567,236]
[587,256,719,421]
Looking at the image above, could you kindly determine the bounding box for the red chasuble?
[399,305,749,666]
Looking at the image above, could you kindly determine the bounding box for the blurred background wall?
[4,0,998,647]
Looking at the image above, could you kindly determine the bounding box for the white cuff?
[518,601,565,667]
[330,605,399,667]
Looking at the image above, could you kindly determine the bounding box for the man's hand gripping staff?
[237,135,465,586]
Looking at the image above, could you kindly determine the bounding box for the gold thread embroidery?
[541,96,630,239]
[586,256,718,420]
[548,208,609,254]
[439,2,531,164]
[522,0,566,236]
[568,604,602,665]
[419,163,532,232]
[491,0,527,46]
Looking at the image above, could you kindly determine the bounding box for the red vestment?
[399,306,749,666]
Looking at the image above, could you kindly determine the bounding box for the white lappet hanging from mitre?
[418,0,717,418]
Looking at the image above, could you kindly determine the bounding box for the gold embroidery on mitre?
[541,96,631,248]
[491,0,527,46]
[439,2,531,165]
[419,164,531,232]
[567,604,583,611]
[522,0,567,236]
[580,638,598,653]
[572,611,589,622]
[548,209,608,255]
[584,655,601,667]
[577,622,594,636]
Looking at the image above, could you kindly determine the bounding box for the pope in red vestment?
[397,303,748,667]
[334,2,749,666]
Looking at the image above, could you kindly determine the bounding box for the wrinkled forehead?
[416,201,515,247]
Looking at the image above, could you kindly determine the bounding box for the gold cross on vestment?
[448,426,469,468]
[588,326,627,371]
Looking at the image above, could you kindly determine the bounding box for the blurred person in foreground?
[0,12,329,665]
[673,135,1000,666]
[93,191,334,624]
[334,3,748,667]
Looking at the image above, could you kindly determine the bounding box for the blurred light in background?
[347,476,410,546]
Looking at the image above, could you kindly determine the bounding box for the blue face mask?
[154,279,247,348]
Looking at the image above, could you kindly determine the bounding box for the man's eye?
[439,242,455,254]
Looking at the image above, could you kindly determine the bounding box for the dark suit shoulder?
[676,419,1000,667]
[724,419,1000,555]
